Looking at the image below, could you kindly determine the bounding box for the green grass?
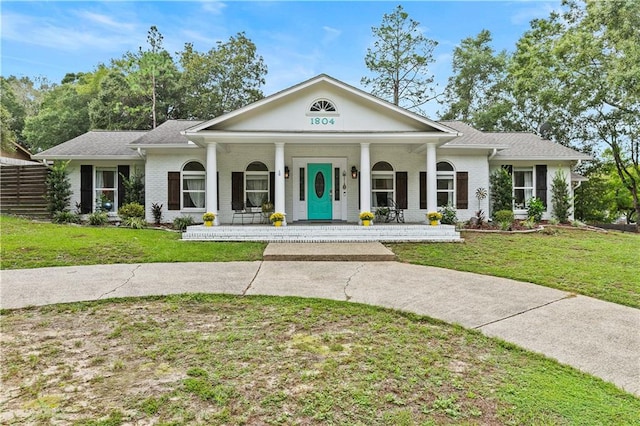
[1,295,638,425]
[390,228,640,308]
[0,215,265,269]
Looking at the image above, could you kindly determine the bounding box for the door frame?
[292,157,348,222]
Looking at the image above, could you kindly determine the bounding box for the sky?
[1,0,560,117]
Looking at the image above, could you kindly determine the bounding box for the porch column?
[206,142,219,225]
[359,143,371,217]
[426,142,437,214]
[274,142,287,225]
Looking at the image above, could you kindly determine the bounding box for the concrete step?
[263,242,396,261]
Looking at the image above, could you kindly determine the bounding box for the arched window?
[371,161,394,207]
[437,161,455,207]
[182,161,205,209]
[245,161,269,208]
[309,99,337,113]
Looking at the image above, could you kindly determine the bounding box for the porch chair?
[386,198,405,223]
[231,202,264,225]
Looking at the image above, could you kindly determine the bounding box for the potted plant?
[270,212,285,227]
[427,211,442,225]
[202,212,216,226]
[359,211,375,226]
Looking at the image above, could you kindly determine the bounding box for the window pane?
[437,162,454,172]
[98,170,116,189]
[372,161,393,171]
[246,175,268,190]
[373,192,392,207]
[437,192,451,207]
[437,177,453,190]
[300,168,305,201]
[372,177,393,190]
[183,162,205,172]
[246,161,268,172]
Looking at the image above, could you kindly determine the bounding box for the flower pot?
[362,220,371,227]
[273,221,282,227]
[430,220,439,226]
[204,221,213,227]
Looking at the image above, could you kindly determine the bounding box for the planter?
[430,220,439,226]
[362,220,371,227]
[273,221,282,227]
[204,221,213,227]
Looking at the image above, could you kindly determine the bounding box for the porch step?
[181,224,462,243]
[263,242,396,261]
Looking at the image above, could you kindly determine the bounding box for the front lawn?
[391,228,640,308]
[1,295,637,425]
[0,215,265,269]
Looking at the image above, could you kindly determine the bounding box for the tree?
[1,105,17,151]
[179,32,267,119]
[45,160,72,215]
[509,0,640,231]
[551,170,572,223]
[439,30,513,130]
[88,70,149,130]
[361,5,438,111]
[489,168,513,216]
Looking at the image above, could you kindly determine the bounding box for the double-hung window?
[182,161,205,209]
[513,168,534,209]
[245,161,269,209]
[371,161,394,207]
[95,168,117,212]
[436,162,455,207]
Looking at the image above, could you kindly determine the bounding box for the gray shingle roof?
[32,131,146,158]
[131,119,204,145]
[487,132,591,160]
[438,120,502,146]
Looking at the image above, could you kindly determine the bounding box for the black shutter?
[231,172,244,210]
[168,172,180,210]
[117,165,129,208]
[536,165,548,208]
[80,165,93,214]
[358,174,361,210]
[269,171,275,204]
[419,172,427,210]
[396,171,408,209]
[456,171,469,209]
[217,172,220,211]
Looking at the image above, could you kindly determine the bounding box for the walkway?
[1,259,638,396]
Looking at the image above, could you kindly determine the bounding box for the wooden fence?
[0,164,50,219]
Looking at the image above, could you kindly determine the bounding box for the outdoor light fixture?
[351,166,358,179]
[284,166,290,179]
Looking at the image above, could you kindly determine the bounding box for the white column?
[426,142,437,214]
[359,143,371,217]
[206,142,219,225]
[274,142,287,225]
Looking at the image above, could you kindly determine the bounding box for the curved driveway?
[1,260,638,396]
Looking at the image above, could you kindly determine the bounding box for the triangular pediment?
[186,75,454,135]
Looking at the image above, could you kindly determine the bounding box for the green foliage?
[52,211,80,224]
[117,203,145,220]
[490,169,513,215]
[87,211,109,226]
[122,217,147,229]
[551,170,572,223]
[494,210,514,230]
[438,204,458,225]
[45,161,72,216]
[172,216,194,231]
[179,32,267,119]
[361,5,438,111]
[121,169,145,205]
[88,70,149,130]
[150,202,163,225]
[527,197,545,223]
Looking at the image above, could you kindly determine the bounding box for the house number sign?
[309,117,336,125]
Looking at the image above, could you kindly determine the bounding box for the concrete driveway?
[1,260,638,396]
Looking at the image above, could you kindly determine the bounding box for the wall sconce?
[284,166,290,179]
[351,166,358,179]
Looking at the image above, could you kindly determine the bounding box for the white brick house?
[33,74,590,224]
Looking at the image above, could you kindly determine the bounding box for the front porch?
[182,223,462,243]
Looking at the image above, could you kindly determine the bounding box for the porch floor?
[182,223,462,243]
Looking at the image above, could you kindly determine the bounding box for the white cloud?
[322,26,341,44]
[510,2,559,25]
[74,11,136,32]
[201,1,227,15]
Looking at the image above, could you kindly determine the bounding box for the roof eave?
[31,154,142,161]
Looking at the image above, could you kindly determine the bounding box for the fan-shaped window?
[245,162,269,208]
[437,161,455,207]
[182,161,205,209]
[371,162,395,207]
[310,99,337,113]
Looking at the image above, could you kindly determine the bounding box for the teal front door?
[307,163,333,220]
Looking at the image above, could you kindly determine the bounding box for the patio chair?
[386,198,405,223]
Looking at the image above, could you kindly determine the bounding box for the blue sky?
[1,1,559,117]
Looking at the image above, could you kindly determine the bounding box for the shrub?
[52,211,80,224]
[122,217,147,229]
[551,170,572,223]
[87,211,109,226]
[521,218,537,229]
[527,197,545,222]
[118,202,145,220]
[45,160,72,216]
[173,216,194,231]
[490,169,513,215]
[121,168,145,205]
[439,204,458,225]
[494,210,514,230]
[151,202,163,225]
